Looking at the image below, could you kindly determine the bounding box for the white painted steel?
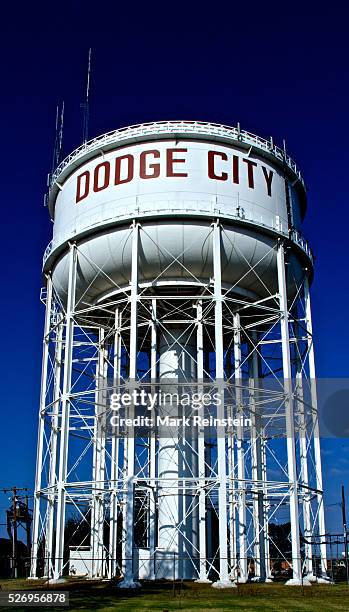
[45,122,310,306]
[212,222,232,587]
[48,121,305,200]
[109,308,121,578]
[148,299,157,580]
[31,275,53,578]
[119,222,139,588]
[156,328,198,579]
[53,244,77,581]
[44,314,63,578]
[32,121,328,588]
[277,242,304,586]
[233,313,247,583]
[304,278,328,579]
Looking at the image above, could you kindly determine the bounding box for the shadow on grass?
[1,579,349,612]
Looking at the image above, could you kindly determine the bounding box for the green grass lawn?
[0,578,348,612]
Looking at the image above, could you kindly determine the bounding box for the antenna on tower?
[82,48,92,144]
[51,101,65,173]
[51,105,59,174]
[58,101,64,162]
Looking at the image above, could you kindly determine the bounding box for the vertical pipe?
[109,308,121,578]
[226,348,236,581]
[31,275,53,578]
[120,222,139,587]
[196,300,210,582]
[148,298,157,579]
[304,276,328,580]
[157,328,197,578]
[261,436,272,580]
[233,313,247,582]
[45,314,63,578]
[91,327,107,577]
[212,222,234,588]
[249,331,266,581]
[249,336,260,581]
[53,243,77,580]
[227,407,236,581]
[277,241,304,585]
[253,340,272,581]
[294,316,313,578]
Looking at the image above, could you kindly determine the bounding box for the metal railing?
[42,203,314,269]
[290,228,314,262]
[49,120,305,190]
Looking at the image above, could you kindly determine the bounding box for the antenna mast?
[51,105,59,174]
[58,101,64,163]
[52,102,65,173]
[82,48,92,144]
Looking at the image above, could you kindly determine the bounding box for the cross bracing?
[31,220,328,586]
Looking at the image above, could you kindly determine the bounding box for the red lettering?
[232,155,239,184]
[262,166,273,196]
[76,170,90,203]
[208,151,228,181]
[115,154,134,185]
[166,148,188,177]
[242,158,257,188]
[140,150,160,179]
[93,161,110,192]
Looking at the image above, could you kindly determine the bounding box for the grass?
[0,578,348,611]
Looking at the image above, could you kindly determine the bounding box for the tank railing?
[43,241,53,262]
[42,205,313,268]
[290,228,315,261]
[48,121,304,190]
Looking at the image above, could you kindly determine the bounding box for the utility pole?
[25,495,31,559]
[3,487,30,578]
[341,484,349,584]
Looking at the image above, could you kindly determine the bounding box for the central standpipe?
[157,328,198,579]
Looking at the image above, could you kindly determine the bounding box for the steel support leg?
[294,317,313,579]
[212,222,235,588]
[304,277,328,581]
[31,274,53,578]
[45,314,63,578]
[53,243,77,581]
[277,242,305,586]
[148,298,157,580]
[249,332,266,582]
[109,308,122,578]
[195,300,210,583]
[91,327,107,578]
[119,222,140,588]
[233,313,247,582]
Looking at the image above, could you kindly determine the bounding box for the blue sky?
[0,1,348,537]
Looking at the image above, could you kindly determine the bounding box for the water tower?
[31,121,328,587]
